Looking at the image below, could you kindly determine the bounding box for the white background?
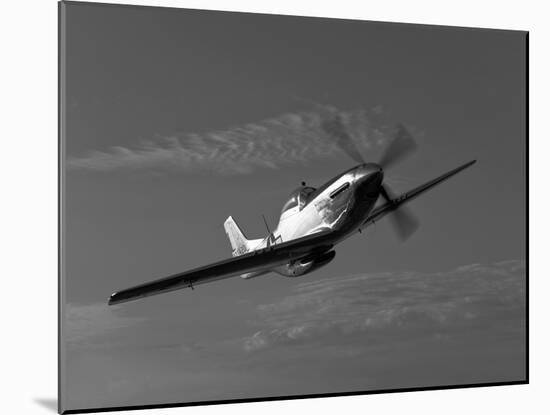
[0,0,542,414]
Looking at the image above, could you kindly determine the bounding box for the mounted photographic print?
[59,1,528,413]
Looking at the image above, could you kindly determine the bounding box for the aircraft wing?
[363,159,477,228]
[108,230,336,305]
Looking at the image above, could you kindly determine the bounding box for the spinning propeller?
[321,114,419,240]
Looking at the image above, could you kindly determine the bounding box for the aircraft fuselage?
[242,163,384,278]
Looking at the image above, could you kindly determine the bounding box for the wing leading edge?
[363,159,477,228]
[108,230,336,305]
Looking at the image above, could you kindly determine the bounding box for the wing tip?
[107,292,119,306]
[456,159,477,172]
[108,291,129,306]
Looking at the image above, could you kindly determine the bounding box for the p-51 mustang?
[108,115,475,305]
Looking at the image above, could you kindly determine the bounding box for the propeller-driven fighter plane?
[108,115,475,305]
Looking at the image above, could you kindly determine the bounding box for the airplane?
[108,114,476,305]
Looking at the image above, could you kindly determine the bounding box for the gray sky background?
[61,2,526,411]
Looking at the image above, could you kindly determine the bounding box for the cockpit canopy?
[280,186,317,214]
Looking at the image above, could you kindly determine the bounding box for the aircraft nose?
[370,168,383,185]
[355,163,383,198]
[372,163,383,175]
[359,163,383,182]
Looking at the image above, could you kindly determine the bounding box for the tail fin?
[224,216,263,257]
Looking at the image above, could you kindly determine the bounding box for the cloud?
[63,302,147,346]
[62,261,526,408]
[243,259,526,351]
[68,106,397,174]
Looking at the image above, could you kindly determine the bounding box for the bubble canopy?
[280,186,317,214]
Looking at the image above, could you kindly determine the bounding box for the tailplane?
[224,216,263,257]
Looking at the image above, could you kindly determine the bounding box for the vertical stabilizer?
[224,216,263,257]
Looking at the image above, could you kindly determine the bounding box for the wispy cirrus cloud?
[63,302,147,347]
[68,106,397,174]
[243,259,526,352]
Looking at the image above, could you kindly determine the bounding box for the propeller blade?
[321,114,365,164]
[389,205,420,240]
[380,185,419,241]
[379,124,417,170]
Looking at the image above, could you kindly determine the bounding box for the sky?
[60,2,527,411]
